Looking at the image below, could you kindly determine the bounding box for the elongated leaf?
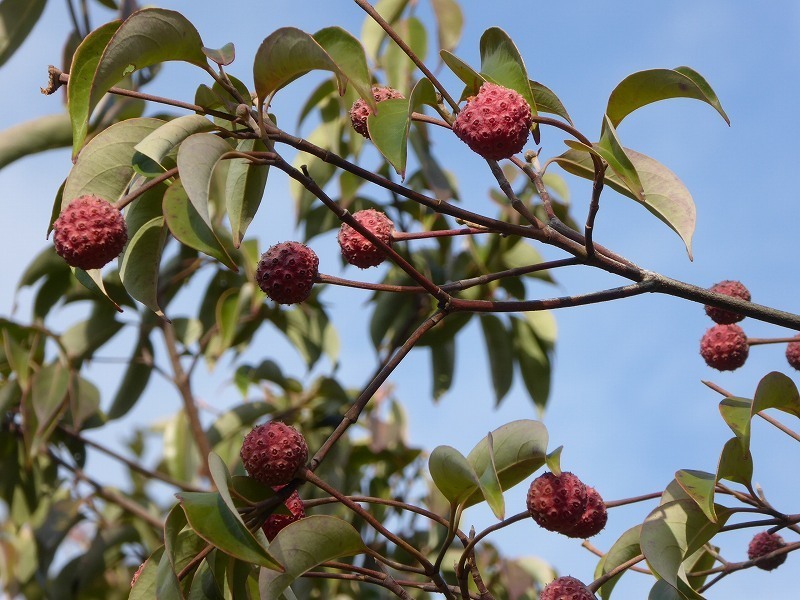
[479,314,513,404]
[752,371,800,418]
[383,17,427,92]
[0,113,73,170]
[431,0,463,53]
[162,504,188,599]
[130,547,164,599]
[674,469,717,523]
[476,433,504,519]
[598,117,644,200]
[716,436,752,487]
[553,147,696,258]
[313,27,374,109]
[118,216,167,316]
[718,396,751,450]
[430,339,455,400]
[606,67,729,128]
[367,98,410,177]
[511,315,551,413]
[61,306,123,363]
[530,80,572,125]
[361,0,409,61]
[107,336,153,419]
[594,525,641,599]
[178,491,281,570]
[0,0,47,67]
[225,139,269,248]
[176,133,232,229]
[479,27,536,115]
[163,180,237,270]
[31,361,68,428]
[70,8,208,153]
[440,50,483,99]
[428,445,480,504]
[135,114,215,167]
[258,516,364,598]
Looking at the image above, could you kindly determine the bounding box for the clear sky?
[1,1,799,598]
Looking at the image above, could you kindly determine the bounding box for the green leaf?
[597,117,645,200]
[530,80,572,125]
[430,340,455,401]
[163,180,237,270]
[479,315,513,404]
[383,18,427,93]
[553,147,696,259]
[428,445,480,504]
[716,436,753,488]
[130,548,164,599]
[606,67,729,129]
[135,114,215,168]
[63,117,163,204]
[258,516,365,598]
[206,401,272,448]
[440,50,483,99]
[463,419,547,508]
[178,491,281,570]
[545,446,563,476]
[31,362,69,432]
[203,42,235,67]
[207,452,244,528]
[253,27,342,106]
[752,371,800,418]
[61,306,123,363]
[162,504,188,598]
[476,433,505,519]
[69,8,208,154]
[107,336,153,419]
[510,315,551,414]
[367,98,411,177]
[225,139,269,248]
[431,0,463,53]
[119,216,167,315]
[176,133,233,229]
[361,0,409,61]
[674,469,717,523]
[718,396,751,450]
[164,410,200,483]
[479,27,536,115]
[0,113,74,170]
[313,27,374,109]
[0,0,47,67]
[594,525,641,599]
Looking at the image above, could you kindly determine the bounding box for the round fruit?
[526,471,588,534]
[255,242,319,305]
[699,324,749,371]
[564,486,607,539]
[540,576,597,600]
[240,421,308,486]
[786,337,800,371]
[52,195,128,270]
[263,487,306,541]
[747,531,787,571]
[337,209,394,268]
[452,82,533,160]
[704,280,751,324]
[349,86,405,139]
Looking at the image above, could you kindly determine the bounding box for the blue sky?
[1,1,799,597]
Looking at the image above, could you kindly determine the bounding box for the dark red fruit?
[786,337,800,371]
[240,422,308,486]
[255,242,319,305]
[263,487,306,541]
[564,486,607,539]
[747,531,787,571]
[337,209,394,268]
[526,471,588,534]
[52,195,128,270]
[349,86,405,139]
[705,280,751,324]
[700,324,749,371]
[540,576,597,600]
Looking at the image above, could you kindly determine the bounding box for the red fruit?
[747,531,787,571]
[786,337,800,371]
[52,195,127,270]
[540,576,597,600]
[255,242,319,305]
[705,280,751,324]
[564,486,607,539]
[263,487,306,541]
[337,209,394,268]
[349,86,405,139]
[240,422,308,486]
[700,324,749,371]
[452,82,533,160]
[526,472,588,534]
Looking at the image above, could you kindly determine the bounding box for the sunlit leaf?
[479,27,536,115]
[361,0,409,61]
[431,0,463,53]
[716,436,753,487]
[134,114,214,168]
[118,216,167,316]
[476,433,505,519]
[597,117,644,200]
[594,524,641,599]
[674,469,717,523]
[176,132,232,229]
[313,27,374,109]
[752,371,800,418]
[203,42,235,66]
[429,445,479,504]
[718,396,751,450]
[440,50,483,100]
[530,80,572,125]
[367,98,410,177]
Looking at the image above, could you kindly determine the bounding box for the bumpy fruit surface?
[747,531,787,571]
[452,82,533,160]
[700,324,749,371]
[337,209,394,268]
[255,242,318,305]
[786,337,800,371]
[704,280,751,324]
[263,487,306,541]
[540,576,597,600]
[240,422,308,486]
[349,86,405,139]
[526,471,588,534]
[52,195,127,270]
[564,486,607,539]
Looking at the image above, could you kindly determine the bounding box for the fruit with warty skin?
[240,421,308,486]
[255,242,319,305]
[337,209,395,268]
[699,324,749,371]
[564,486,607,539]
[540,576,597,600]
[526,471,588,534]
[263,487,306,541]
[349,86,405,139]
[452,81,533,160]
[747,531,787,571]
[52,194,128,270]
[786,337,800,371]
[704,280,751,324]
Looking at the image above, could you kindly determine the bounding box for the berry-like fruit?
[349,86,405,139]
[564,486,607,539]
[786,337,800,371]
[255,242,319,305]
[540,576,597,600]
[705,280,751,324]
[452,82,533,161]
[52,195,127,270]
[700,324,749,371]
[337,209,394,268]
[526,471,588,534]
[747,531,787,571]
[263,487,306,541]
[240,422,308,487]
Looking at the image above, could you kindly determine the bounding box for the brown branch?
[588,553,646,593]
[581,541,651,574]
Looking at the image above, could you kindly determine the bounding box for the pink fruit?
[786,337,800,371]
[700,324,749,371]
[255,242,319,305]
[263,487,306,541]
[337,209,394,268]
[705,280,751,324]
[540,576,597,600]
[747,531,787,571]
[564,486,607,539]
[240,422,308,486]
[526,472,588,534]
[52,195,127,270]
[349,86,405,139]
